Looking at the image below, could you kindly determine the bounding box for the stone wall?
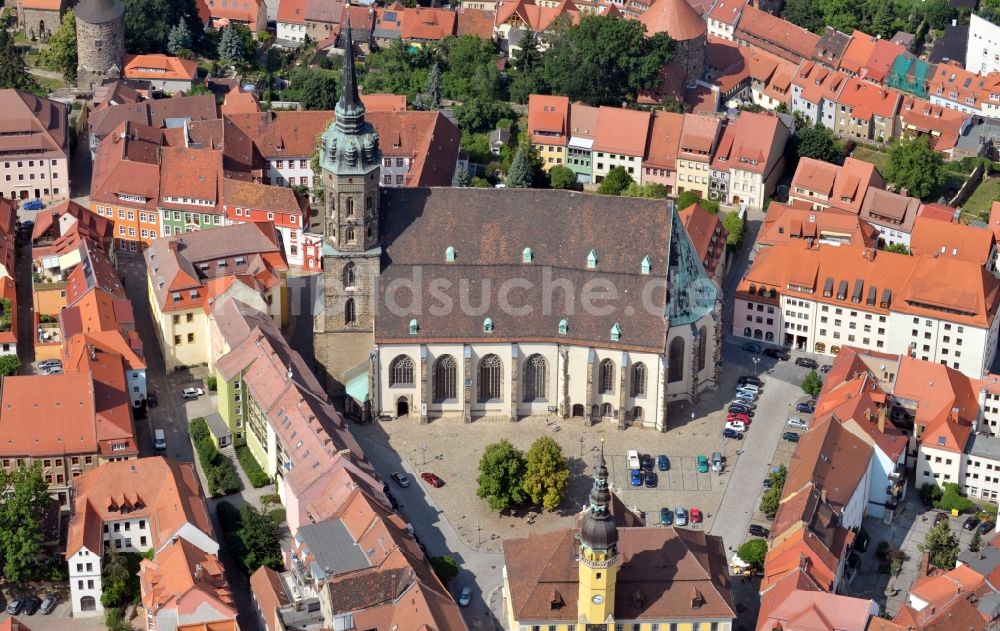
[675,35,706,85]
[75,15,124,90]
[18,6,61,39]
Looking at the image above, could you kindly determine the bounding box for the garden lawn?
[961,177,1000,221]
[851,146,891,175]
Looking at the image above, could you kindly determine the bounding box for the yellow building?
[676,114,722,199]
[527,94,569,171]
[502,446,736,629]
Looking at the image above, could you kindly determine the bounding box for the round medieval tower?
[75,0,125,90]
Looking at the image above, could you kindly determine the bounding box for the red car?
[421,472,445,488]
[690,508,703,524]
[726,412,751,425]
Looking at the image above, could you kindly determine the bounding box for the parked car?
[659,507,673,525]
[458,586,472,607]
[42,365,62,375]
[421,472,444,488]
[796,402,815,414]
[979,521,995,534]
[643,471,657,488]
[23,198,45,211]
[725,421,747,433]
[764,347,789,360]
[181,387,204,398]
[711,451,724,472]
[37,359,61,370]
[22,597,40,615]
[820,364,832,374]
[738,383,760,394]
[749,524,770,537]
[782,431,800,442]
[657,454,669,471]
[153,429,166,452]
[640,453,654,471]
[38,597,56,615]
[630,469,643,487]
[795,357,819,369]
[147,390,159,408]
[722,428,744,440]
[730,398,756,409]
[7,599,23,615]
[742,342,762,354]
[787,417,809,430]
[696,455,709,473]
[964,516,982,531]
[734,390,758,402]
[934,512,949,526]
[690,508,703,523]
[726,412,751,424]
[739,375,764,387]
[763,477,773,490]
[675,506,688,526]
[729,404,754,416]
[390,472,410,488]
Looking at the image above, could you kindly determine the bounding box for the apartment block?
[527,94,569,171]
[0,89,69,202]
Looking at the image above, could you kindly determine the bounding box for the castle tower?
[314,22,382,398]
[578,442,619,624]
[75,0,124,90]
[639,0,707,84]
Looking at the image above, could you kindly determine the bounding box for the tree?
[167,20,193,55]
[0,31,39,93]
[597,166,634,195]
[476,440,527,512]
[795,124,841,163]
[425,62,441,109]
[759,488,782,517]
[238,505,282,574]
[104,608,133,631]
[721,211,744,249]
[935,482,977,514]
[737,539,768,570]
[430,555,459,585]
[299,71,338,110]
[454,98,515,134]
[920,482,944,506]
[970,529,983,553]
[522,437,570,511]
[101,548,140,609]
[920,519,960,570]
[781,0,825,32]
[471,177,492,188]
[362,40,435,102]
[512,30,543,75]
[0,464,50,581]
[506,147,535,188]
[218,25,246,66]
[439,36,505,103]
[801,369,823,397]
[548,165,576,190]
[542,15,673,105]
[884,243,910,255]
[123,0,202,53]
[0,355,19,377]
[41,10,77,81]
[453,164,472,187]
[623,182,669,198]
[885,135,944,199]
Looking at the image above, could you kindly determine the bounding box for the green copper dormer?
[558,319,568,334]
[409,319,418,335]
[483,317,494,333]
[522,247,533,263]
[587,249,597,269]
[610,322,621,341]
[641,255,651,275]
[445,246,455,262]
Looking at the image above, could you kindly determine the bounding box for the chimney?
[820,489,828,504]
[878,408,886,434]
[88,345,97,361]
[286,364,293,381]
[194,563,203,581]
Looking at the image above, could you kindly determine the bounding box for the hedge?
[190,418,241,496]
[236,446,271,488]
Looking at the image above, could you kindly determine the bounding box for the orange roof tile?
[678,203,726,277]
[735,5,819,63]
[124,54,198,82]
[643,110,683,169]
[640,0,706,40]
[140,537,235,622]
[276,0,306,24]
[401,7,457,40]
[840,30,878,75]
[527,94,570,146]
[836,78,901,120]
[592,106,651,156]
[759,201,880,248]
[909,215,995,266]
[360,93,407,113]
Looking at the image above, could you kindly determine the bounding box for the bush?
[260,493,281,506]
[268,508,286,524]
[190,418,241,496]
[431,555,460,585]
[237,446,271,488]
[737,539,768,570]
[206,375,218,391]
[920,482,944,505]
[935,482,976,514]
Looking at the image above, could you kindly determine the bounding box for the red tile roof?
[642,110,684,169]
[759,200,880,248]
[735,5,820,63]
[276,0,306,24]
[124,54,198,82]
[909,215,995,266]
[640,0,707,40]
[401,7,457,40]
[527,94,570,145]
[593,106,651,156]
[678,203,726,278]
[836,78,901,120]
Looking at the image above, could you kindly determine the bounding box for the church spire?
[580,440,618,554]
[335,14,365,134]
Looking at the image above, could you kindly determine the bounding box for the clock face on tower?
[591,595,604,604]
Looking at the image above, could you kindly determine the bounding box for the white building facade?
[968,14,1000,75]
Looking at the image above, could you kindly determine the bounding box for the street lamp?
[752,356,760,375]
[579,435,584,459]
[420,443,427,466]
[476,522,483,547]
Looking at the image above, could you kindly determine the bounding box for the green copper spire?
[335,16,365,135]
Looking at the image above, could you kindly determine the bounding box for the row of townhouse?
[526,94,790,211]
[88,94,460,263]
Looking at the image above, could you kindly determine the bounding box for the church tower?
[318,20,381,336]
[578,442,618,625]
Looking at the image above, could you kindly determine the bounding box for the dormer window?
[610,323,621,341]
[558,319,568,335]
[641,256,651,275]
[483,318,494,333]
[445,246,455,262]
[409,319,418,335]
[522,247,533,263]
[587,250,597,269]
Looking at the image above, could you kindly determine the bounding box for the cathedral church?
[313,32,722,431]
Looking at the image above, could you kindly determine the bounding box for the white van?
[153,429,166,451]
[626,449,641,471]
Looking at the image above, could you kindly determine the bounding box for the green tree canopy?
[167,20,193,55]
[218,25,247,66]
[101,548,141,608]
[597,166,634,195]
[0,464,50,581]
[541,15,673,105]
[42,10,77,81]
[0,31,40,93]
[737,539,768,570]
[970,529,983,553]
[454,98,515,134]
[238,504,283,574]
[477,440,527,512]
[425,61,441,109]
[920,519,960,570]
[430,555,459,584]
[801,370,823,397]
[0,355,20,377]
[794,124,841,164]
[548,165,576,190]
[453,164,472,187]
[298,70,338,110]
[623,182,669,198]
[885,135,944,199]
[362,40,435,102]
[439,36,504,103]
[721,211,744,249]
[522,437,570,511]
[123,0,202,53]
[506,147,534,188]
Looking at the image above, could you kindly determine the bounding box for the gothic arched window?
[631,362,647,397]
[523,354,547,402]
[478,354,502,402]
[599,359,615,394]
[343,262,357,288]
[389,355,414,387]
[433,355,457,402]
[668,337,685,383]
[344,298,356,326]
